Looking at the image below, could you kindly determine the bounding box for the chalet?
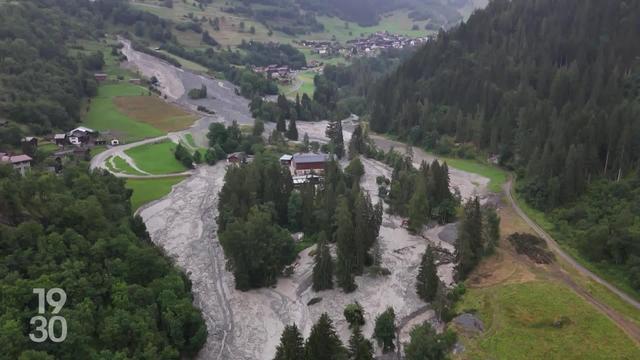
[227,152,247,164]
[0,153,32,176]
[280,154,293,166]
[21,137,38,147]
[53,133,66,146]
[290,153,328,176]
[94,73,108,82]
[67,126,95,145]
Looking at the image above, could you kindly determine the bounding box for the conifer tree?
[335,197,357,292]
[305,313,345,360]
[326,118,345,159]
[455,197,483,281]
[274,324,305,360]
[407,180,429,233]
[353,194,369,274]
[416,246,439,302]
[312,232,334,291]
[277,93,290,119]
[373,307,396,353]
[277,114,287,132]
[348,326,374,360]
[286,118,299,140]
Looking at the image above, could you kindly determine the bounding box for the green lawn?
[83,84,164,142]
[455,281,640,359]
[90,145,108,158]
[125,140,188,174]
[126,176,187,211]
[112,156,146,176]
[436,155,508,193]
[281,70,317,98]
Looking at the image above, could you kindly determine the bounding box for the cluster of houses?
[252,65,294,84]
[344,31,431,56]
[1,126,122,176]
[299,31,432,59]
[52,126,119,147]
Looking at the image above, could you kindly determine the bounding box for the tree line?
[273,306,456,360]
[0,164,207,359]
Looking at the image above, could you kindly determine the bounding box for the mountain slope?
[371,0,640,201]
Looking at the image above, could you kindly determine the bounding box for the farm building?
[94,73,108,82]
[53,133,66,145]
[67,126,96,145]
[0,153,32,176]
[280,154,293,166]
[290,153,328,176]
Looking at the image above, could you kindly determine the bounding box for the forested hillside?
[371,0,640,203]
[369,0,640,290]
[0,0,172,137]
[0,164,207,359]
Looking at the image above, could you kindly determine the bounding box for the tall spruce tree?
[455,197,483,281]
[348,326,374,360]
[373,307,396,353]
[335,197,357,292]
[312,232,334,291]
[274,324,305,360]
[305,313,345,360]
[416,246,439,302]
[326,118,345,159]
[286,118,299,140]
[277,114,287,132]
[407,180,430,233]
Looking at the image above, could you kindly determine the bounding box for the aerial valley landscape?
[0,1,639,360]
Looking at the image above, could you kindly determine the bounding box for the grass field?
[113,156,146,176]
[83,83,164,142]
[436,155,508,193]
[455,281,640,359]
[124,140,188,174]
[83,83,195,142]
[90,145,108,158]
[126,176,186,211]
[280,70,317,98]
[452,198,640,359]
[113,96,196,132]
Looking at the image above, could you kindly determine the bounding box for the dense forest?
[367,0,640,290]
[0,164,207,359]
[0,0,175,137]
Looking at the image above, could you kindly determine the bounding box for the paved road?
[504,178,640,311]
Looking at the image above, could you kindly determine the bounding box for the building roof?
[0,154,32,164]
[22,136,37,142]
[54,133,66,139]
[293,153,328,164]
[10,154,32,163]
[280,154,293,161]
[68,126,95,135]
